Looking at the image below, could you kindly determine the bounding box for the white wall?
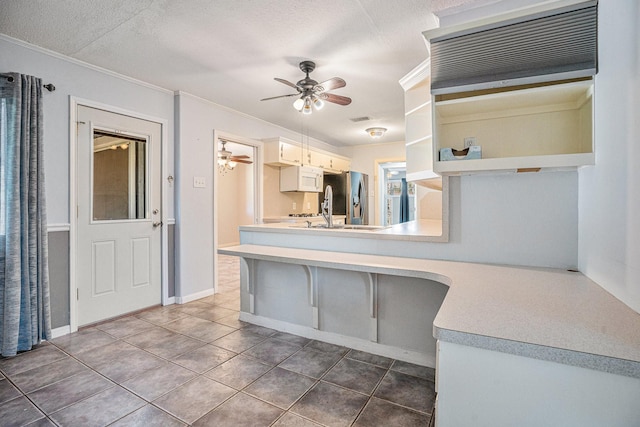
[175,92,341,299]
[0,35,175,224]
[579,0,640,313]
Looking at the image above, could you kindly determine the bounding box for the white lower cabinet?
[436,341,640,427]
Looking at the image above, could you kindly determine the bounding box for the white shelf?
[406,100,431,117]
[433,79,594,175]
[434,152,594,175]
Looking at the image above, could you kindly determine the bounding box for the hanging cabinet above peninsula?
[263,137,351,174]
[400,59,440,186]
[424,0,598,175]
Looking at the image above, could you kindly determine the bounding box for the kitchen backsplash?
[263,165,321,217]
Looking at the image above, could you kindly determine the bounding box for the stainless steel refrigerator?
[321,171,368,225]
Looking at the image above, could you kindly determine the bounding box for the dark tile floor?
[0,255,436,426]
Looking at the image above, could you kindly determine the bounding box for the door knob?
[153,221,163,228]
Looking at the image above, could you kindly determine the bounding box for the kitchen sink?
[333,225,389,231]
[288,224,389,231]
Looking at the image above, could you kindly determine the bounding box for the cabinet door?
[330,157,350,173]
[280,142,302,165]
[309,151,331,169]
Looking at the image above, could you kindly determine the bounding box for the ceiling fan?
[218,140,252,173]
[260,60,352,114]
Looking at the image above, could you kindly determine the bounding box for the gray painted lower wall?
[48,231,70,329]
[168,224,175,298]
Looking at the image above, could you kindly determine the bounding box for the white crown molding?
[174,90,341,152]
[0,34,173,95]
[399,59,431,91]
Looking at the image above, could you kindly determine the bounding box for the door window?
[92,130,148,221]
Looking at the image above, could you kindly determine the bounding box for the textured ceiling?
[0,0,498,146]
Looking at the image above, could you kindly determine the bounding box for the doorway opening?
[216,140,256,247]
[379,162,416,226]
[213,132,263,293]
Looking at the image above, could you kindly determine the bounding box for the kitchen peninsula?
[220,219,640,427]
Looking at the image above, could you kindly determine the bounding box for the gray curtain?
[0,72,51,357]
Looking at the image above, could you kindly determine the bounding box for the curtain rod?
[1,73,56,92]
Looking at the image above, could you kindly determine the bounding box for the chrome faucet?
[321,185,333,228]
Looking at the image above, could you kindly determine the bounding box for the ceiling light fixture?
[302,96,312,115]
[366,127,387,139]
[218,142,236,174]
[293,93,324,115]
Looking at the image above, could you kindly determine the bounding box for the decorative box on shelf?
[439,145,482,161]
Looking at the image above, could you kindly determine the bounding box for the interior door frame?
[373,157,405,226]
[69,97,170,332]
[212,130,263,293]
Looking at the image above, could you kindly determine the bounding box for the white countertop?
[219,244,640,378]
[262,215,346,224]
[241,219,446,242]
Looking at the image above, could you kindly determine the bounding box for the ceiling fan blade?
[318,92,352,106]
[274,78,299,89]
[314,77,346,92]
[230,155,250,159]
[260,93,299,101]
[233,159,253,164]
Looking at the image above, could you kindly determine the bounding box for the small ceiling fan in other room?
[218,141,252,173]
[260,60,352,114]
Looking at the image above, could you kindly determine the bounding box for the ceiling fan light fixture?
[302,97,312,115]
[265,61,351,115]
[293,97,304,111]
[366,127,387,139]
[313,96,324,110]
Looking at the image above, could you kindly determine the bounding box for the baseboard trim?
[175,288,214,304]
[238,312,435,368]
[50,325,71,339]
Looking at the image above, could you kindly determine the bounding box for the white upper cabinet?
[263,138,303,166]
[263,137,350,174]
[424,0,597,175]
[400,59,440,185]
[432,78,594,174]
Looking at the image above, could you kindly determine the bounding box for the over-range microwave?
[280,165,324,192]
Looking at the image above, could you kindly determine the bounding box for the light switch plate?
[193,176,206,188]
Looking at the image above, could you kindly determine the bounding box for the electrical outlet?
[464,137,477,148]
[292,202,297,210]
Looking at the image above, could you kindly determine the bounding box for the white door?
[77,105,162,326]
